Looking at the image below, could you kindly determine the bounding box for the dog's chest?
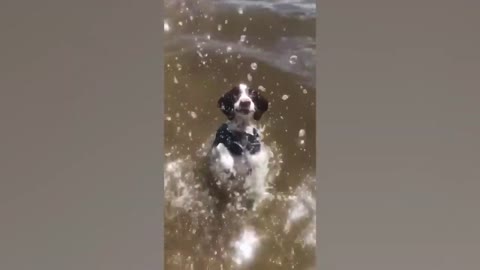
[232,152,256,175]
[213,123,261,156]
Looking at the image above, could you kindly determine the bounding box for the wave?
[213,0,316,19]
[165,0,316,19]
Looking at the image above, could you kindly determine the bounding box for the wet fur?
[209,85,270,208]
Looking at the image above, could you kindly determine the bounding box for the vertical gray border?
[317,0,480,269]
[160,1,165,269]
[0,1,164,269]
[315,0,321,269]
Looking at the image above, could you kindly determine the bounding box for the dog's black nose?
[240,100,251,108]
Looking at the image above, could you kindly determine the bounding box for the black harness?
[212,123,261,156]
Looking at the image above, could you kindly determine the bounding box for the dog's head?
[218,84,269,121]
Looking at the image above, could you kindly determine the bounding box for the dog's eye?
[249,89,259,99]
[230,87,241,97]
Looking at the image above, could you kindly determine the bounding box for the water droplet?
[250,62,257,70]
[258,85,266,92]
[243,27,247,32]
[281,94,289,100]
[189,15,194,21]
[164,21,170,32]
[238,8,244,15]
[224,19,228,24]
[247,73,252,81]
[298,129,306,137]
[206,34,211,40]
[303,89,308,94]
[173,76,178,84]
[178,21,183,26]
[190,111,197,119]
[226,46,232,52]
[289,55,298,65]
[217,24,222,31]
[166,116,172,121]
[239,35,246,43]
[176,63,182,71]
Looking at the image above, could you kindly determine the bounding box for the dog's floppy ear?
[218,87,238,120]
[251,90,269,121]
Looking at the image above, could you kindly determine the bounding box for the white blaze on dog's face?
[234,84,255,119]
[218,84,269,123]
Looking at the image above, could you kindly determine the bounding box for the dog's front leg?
[212,143,236,180]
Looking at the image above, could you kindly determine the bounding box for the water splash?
[231,227,261,265]
[289,55,298,65]
[164,21,171,32]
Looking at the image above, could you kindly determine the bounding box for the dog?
[209,83,271,208]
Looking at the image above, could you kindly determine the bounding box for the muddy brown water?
[164,1,316,269]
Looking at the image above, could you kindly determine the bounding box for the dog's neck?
[228,117,256,135]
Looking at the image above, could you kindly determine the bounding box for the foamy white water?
[164,133,315,266]
[231,227,261,265]
[165,136,282,213]
[284,176,316,247]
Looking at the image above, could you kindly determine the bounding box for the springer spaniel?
[209,83,270,208]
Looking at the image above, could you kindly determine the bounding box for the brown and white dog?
[209,83,271,207]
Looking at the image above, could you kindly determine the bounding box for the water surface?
[164,1,316,269]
